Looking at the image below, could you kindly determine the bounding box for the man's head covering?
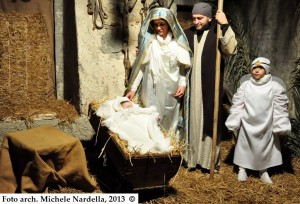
[192,2,212,18]
[251,57,271,74]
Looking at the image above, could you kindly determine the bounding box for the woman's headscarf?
[127,7,192,90]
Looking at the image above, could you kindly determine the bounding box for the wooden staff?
[210,0,224,179]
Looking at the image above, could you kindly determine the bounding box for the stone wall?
[68,0,148,114]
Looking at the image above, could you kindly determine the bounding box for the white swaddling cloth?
[96,97,173,154]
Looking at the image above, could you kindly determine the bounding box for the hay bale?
[0,11,78,122]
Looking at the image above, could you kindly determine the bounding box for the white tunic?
[225,75,291,170]
[131,33,191,133]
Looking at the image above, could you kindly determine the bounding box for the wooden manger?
[89,104,182,192]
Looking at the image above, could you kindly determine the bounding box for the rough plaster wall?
[75,1,123,114]
[74,0,159,115]
[75,0,124,114]
[127,2,144,67]
[55,1,64,100]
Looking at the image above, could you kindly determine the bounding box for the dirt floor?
[55,138,300,204]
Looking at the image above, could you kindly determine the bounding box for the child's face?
[252,66,266,81]
[121,101,133,109]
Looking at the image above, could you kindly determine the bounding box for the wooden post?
[210,0,224,179]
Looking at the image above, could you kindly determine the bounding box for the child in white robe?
[225,57,291,184]
[96,96,173,154]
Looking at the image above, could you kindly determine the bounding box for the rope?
[87,0,108,30]
[139,0,148,23]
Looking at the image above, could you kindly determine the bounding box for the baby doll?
[96,96,173,154]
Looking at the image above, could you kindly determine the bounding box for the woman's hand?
[125,90,136,100]
[174,86,185,99]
